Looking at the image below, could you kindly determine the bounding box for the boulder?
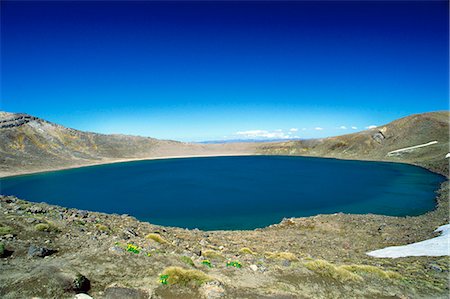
[27,245,57,258]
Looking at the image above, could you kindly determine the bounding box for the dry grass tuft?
[340,264,403,280]
[239,247,256,255]
[304,259,362,282]
[34,222,59,232]
[202,249,224,260]
[0,225,13,236]
[161,266,211,286]
[146,233,168,244]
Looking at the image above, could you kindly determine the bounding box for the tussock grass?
[34,222,59,232]
[161,266,211,286]
[265,251,298,261]
[202,250,224,260]
[340,264,403,280]
[146,233,168,244]
[239,247,256,255]
[304,259,362,282]
[180,256,195,267]
[95,223,109,231]
[0,225,13,236]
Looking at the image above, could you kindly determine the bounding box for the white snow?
[446,153,450,158]
[387,141,438,156]
[367,224,450,258]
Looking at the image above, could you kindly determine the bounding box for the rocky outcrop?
[0,113,40,129]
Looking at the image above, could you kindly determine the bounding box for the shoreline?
[1,152,447,179]
[0,153,258,179]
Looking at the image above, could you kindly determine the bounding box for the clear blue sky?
[1,1,448,141]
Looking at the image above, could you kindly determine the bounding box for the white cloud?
[289,128,298,132]
[351,126,358,130]
[339,126,347,130]
[365,125,377,129]
[235,129,290,139]
[315,127,323,131]
[301,128,307,131]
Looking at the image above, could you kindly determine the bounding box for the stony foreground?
[0,180,448,299]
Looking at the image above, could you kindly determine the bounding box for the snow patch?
[367,224,450,258]
[387,141,438,156]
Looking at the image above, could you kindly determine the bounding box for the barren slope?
[258,111,450,176]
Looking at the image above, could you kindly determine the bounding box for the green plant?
[126,243,140,254]
[159,274,169,285]
[160,267,211,286]
[226,261,242,268]
[202,260,212,268]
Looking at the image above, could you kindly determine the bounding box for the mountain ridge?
[0,110,448,177]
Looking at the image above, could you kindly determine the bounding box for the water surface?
[0,156,445,230]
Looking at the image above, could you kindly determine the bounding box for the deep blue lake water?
[0,156,445,230]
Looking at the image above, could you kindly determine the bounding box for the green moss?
[304,259,362,282]
[146,233,168,244]
[161,266,211,286]
[0,242,5,257]
[180,256,195,267]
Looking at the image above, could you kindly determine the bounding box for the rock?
[28,206,44,213]
[27,245,57,258]
[282,260,291,267]
[3,234,14,240]
[4,196,17,203]
[199,239,208,246]
[372,131,385,143]
[72,274,91,293]
[429,264,443,272]
[199,281,225,299]
[109,245,125,254]
[123,228,138,238]
[249,264,258,272]
[74,294,93,299]
[104,286,148,299]
[77,210,89,218]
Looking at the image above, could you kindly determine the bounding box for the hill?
[0,111,448,177]
[0,112,256,176]
[258,111,449,176]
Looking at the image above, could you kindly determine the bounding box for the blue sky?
[1,1,448,141]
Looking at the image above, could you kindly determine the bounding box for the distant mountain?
[0,111,448,177]
[197,138,302,144]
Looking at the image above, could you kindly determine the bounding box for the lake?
[0,156,445,230]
